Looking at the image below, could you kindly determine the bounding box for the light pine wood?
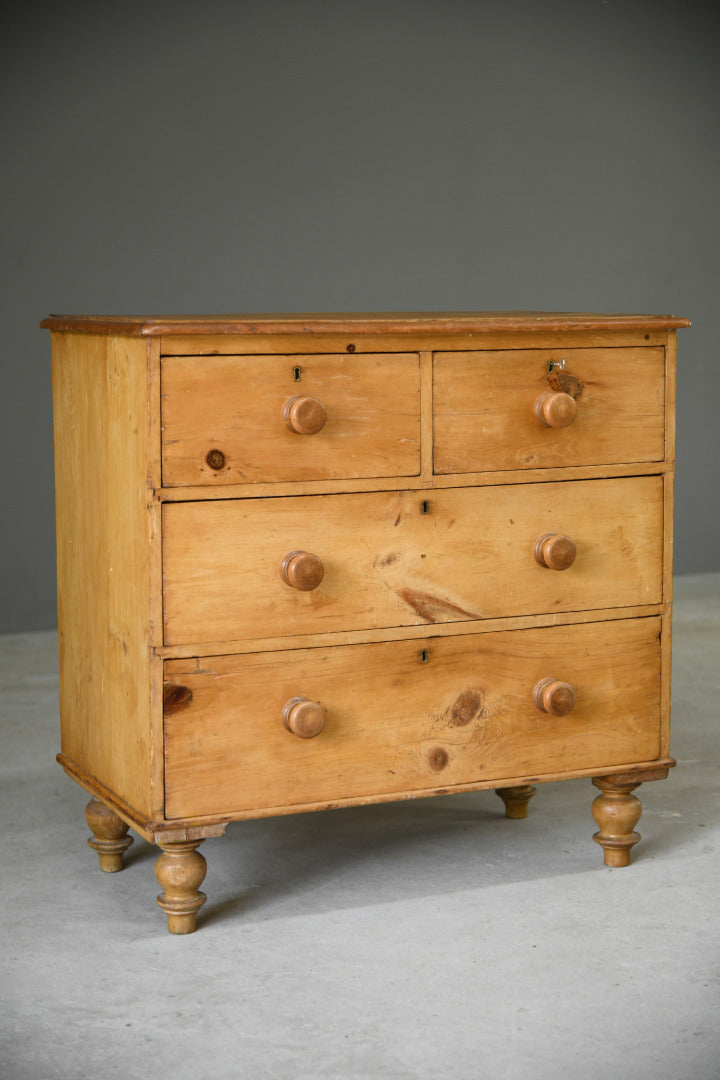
[51,332,160,819]
[155,602,669,659]
[420,350,434,481]
[44,311,687,932]
[660,333,677,759]
[40,311,691,336]
[158,329,672,357]
[162,476,664,645]
[60,747,674,831]
[156,460,671,501]
[282,395,327,434]
[155,841,207,934]
[162,617,662,819]
[496,785,536,819]
[591,777,643,867]
[85,798,133,872]
[433,347,666,473]
[533,390,577,428]
[161,352,421,485]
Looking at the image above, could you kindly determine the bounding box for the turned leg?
[155,841,207,934]
[591,777,642,867]
[496,784,536,819]
[85,798,133,872]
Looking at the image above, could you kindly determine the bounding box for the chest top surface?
[40,311,691,336]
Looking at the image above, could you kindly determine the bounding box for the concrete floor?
[1,574,719,1080]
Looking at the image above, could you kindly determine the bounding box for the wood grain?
[161,352,421,485]
[163,617,662,819]
[51,332,159,818]
[162,476,664,645]
[41,311,691,336]
[44,313,685,899]
[156,460,671,502]
[158,329,671,356]
[155,603,668,660]
[433,347,666,473]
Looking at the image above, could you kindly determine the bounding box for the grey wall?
[2,0,718,633]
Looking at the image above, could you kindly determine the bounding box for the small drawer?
[161,476,664,645]
[163,617,662,818]
[433,347,666,473]
[161,352,421,485]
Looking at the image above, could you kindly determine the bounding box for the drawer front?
[433,347,666,473]
[162,476,664,645]
[163,617,662,818]
[161,352,421,485]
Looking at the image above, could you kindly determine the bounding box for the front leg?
[496,784,536,819]
[591,777,642,866]
[155,841,207,934]
[85,798,133,872]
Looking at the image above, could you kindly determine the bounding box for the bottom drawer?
[163,617,662,819]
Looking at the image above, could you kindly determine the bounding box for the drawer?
[163,617,662,818]
[161,352,421,485]
[162,476,664,645]
[433,347,666,473]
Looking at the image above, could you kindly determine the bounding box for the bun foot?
[496,785,536,819]
[85,798,133,872]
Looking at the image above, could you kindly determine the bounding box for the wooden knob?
[282,696,325,738]
[282,395,326,434]
[280,550,324,591]
[534,677,576,716]
[534,532,577,571]
[534,391,577,428]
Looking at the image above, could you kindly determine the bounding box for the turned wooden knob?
[283,696,325,738]
[534,532,577,570]
[534,390,577,428]
[280,550,324,591]
[282,395,327,434]
[534,677,576,716]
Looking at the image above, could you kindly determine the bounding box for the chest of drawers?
[43,311,689,934]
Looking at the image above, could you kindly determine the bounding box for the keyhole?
[420,649,429,663]
[292,366,303,382]
[422,500,430,514]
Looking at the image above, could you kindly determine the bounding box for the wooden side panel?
[660,332,677,757]
[162,476,664,645]
[161,352,421,485]
[163,617,662,819]
[433,347,665,473]
[51,332,157,817]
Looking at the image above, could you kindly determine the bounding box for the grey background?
[2,0,718,634]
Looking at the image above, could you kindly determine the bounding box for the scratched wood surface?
[163,616,662,819]
[162,475,664,645]
[40,311,691,336]
[433,347,666,473]
[161,352,421,485]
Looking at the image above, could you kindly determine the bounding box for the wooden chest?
[43,311,690,933]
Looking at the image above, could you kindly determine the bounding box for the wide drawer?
[161,352,421,485]
[162,476,664,645]
[433,347,666,473]
[163,617,662,818]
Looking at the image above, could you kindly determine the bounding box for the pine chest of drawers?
[43,311,690,933]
